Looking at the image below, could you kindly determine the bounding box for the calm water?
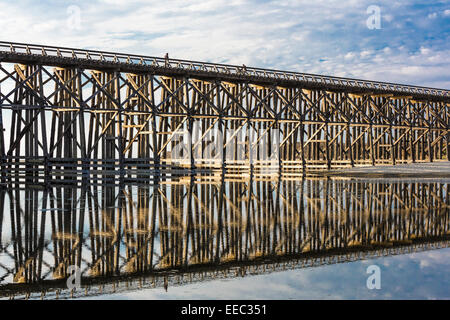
[0,178,449,300]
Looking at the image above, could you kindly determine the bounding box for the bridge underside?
[0,55,449,185]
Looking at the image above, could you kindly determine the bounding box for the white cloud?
[0,1,448,88]
[420,46,431,55]
[360,50,373,58]
[344,52,356,60]
[384,14,394,22]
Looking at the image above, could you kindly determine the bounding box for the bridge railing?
[0,41,449,98]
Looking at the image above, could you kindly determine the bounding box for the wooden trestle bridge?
[0,178,448,299]
[0,41,449,185]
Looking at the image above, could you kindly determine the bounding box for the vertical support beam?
[0,81,5,183]
[37,65,50,184]
[324,91,331,170]
[299,121,306,171]
[115,71,124,182]
[150,75,160,180]
[216,82,227,175]
[427,103,433,162]
[389,100,396,166]
[408,101,415,163]
[185,77,195,174]
[348,124,356,167]
[298,89,306,171]
[77,68,88,182]
[364,96,372,166]
[247,119,253,176]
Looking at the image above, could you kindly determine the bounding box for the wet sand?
[322,161,450,178]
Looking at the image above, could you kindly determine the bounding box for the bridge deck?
[1,41,449,101]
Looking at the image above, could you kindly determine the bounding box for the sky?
[0,1,449,87]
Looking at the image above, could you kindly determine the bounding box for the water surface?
[0,178,448,299]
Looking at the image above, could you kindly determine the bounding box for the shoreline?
[320,161,450,178]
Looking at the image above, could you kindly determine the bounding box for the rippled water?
[0,177,449,299]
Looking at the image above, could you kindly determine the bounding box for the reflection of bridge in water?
[0,178,449,299]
